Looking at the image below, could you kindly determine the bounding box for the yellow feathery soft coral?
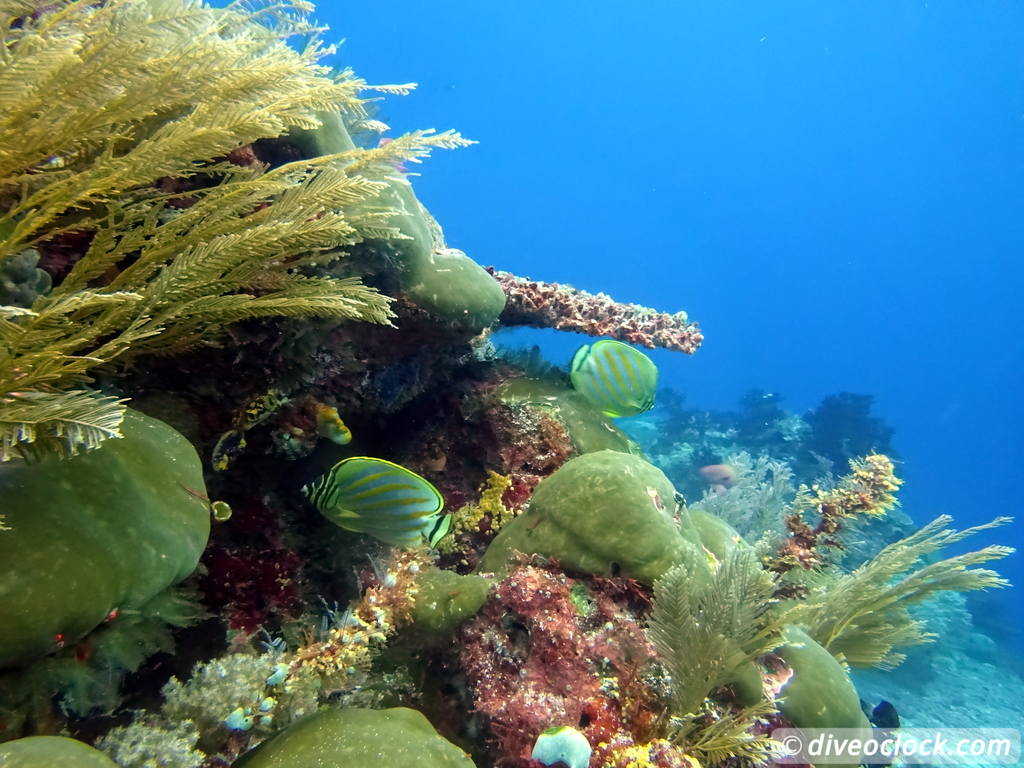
[0,0,470,460]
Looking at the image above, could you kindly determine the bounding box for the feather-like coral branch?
[0,0,469,459]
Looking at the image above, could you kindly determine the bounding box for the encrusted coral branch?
[768,453,902,575]
[288,548,425,688]
[486,268,704,354]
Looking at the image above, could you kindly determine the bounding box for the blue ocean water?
[328,2,1024,651]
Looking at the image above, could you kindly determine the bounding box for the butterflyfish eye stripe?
[427,514,453,547]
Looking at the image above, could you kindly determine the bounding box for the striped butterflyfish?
[569,339,658,418]
[303,457,451,548]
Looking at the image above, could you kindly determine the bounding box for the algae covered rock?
[0,409,210,668]
[480,450,699,583]
[0,735,118,767]
[497,376,641,455]
[775,625,872,730]
[232,707,474,768]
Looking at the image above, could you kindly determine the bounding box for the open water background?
[324,3,1023,648]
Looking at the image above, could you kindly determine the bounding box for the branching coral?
[98,651,320,767]
[98,721,205,768]
[0,0,471,459]
[487,268,703,354]
[767,453,902,574]
[288,548,426,690]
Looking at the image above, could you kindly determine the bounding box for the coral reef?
[804,392,896,471]
[1,3,1015,767]
[488,269,703,353]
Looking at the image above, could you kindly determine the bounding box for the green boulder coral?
[0,409,209,667]
[480,450,704,583]
[774,625,872,731]
[296,112,506,331]
[0,735,118,767]
[232,707,475,768]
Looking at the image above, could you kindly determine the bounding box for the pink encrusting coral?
[487,268,704,354]
[457,562,661,766]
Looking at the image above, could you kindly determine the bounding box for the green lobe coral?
[480,450,703,583]
[295,112,505,331]
[0,735,118,768]
[774,626,871,730]
[232,707,475,768]
[0,409,209,667]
